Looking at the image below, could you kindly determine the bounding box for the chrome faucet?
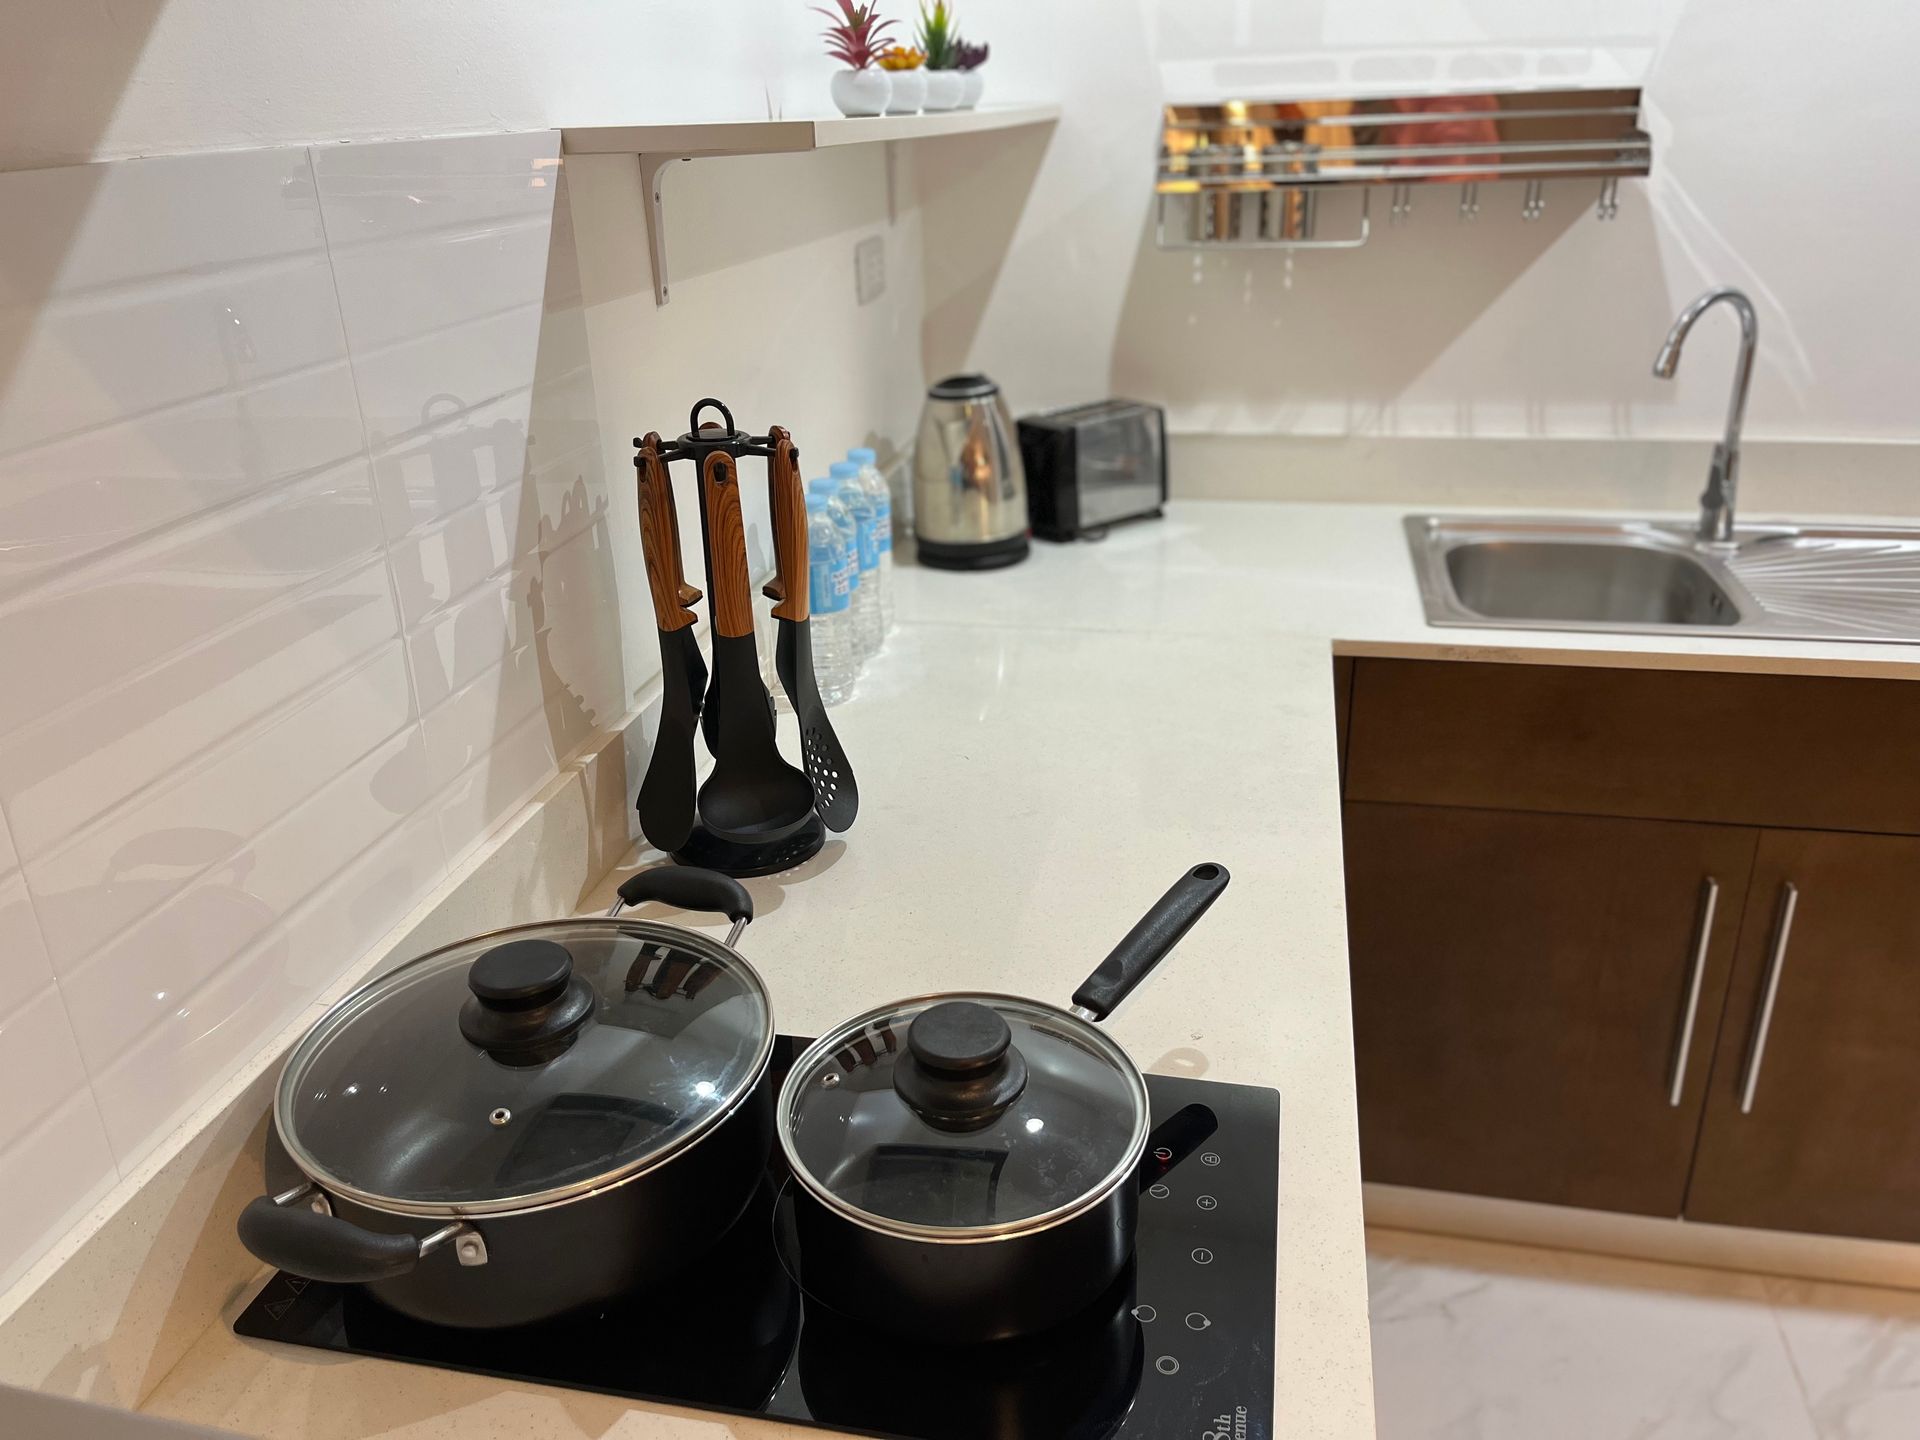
[1652,286,1758,547]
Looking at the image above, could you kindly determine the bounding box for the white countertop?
[136,501,1920,1440]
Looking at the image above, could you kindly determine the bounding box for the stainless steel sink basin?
[1407,517,1920,643]
[1444,540,1741,627]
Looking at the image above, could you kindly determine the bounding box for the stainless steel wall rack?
[1155,88,1651,251]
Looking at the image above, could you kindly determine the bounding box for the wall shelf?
[561,105,1060,303]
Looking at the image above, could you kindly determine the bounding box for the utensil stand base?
[673,813,826,877]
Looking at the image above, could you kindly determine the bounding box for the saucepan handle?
[1071,863,1230,1021]
[612,866,754,927]
[238,1186,487,1284]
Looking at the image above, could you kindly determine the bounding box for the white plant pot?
[923,70,963,112]
[885,68,927,115]
[958,69,985,109]
[830,69,892,118]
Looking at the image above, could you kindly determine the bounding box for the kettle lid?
[928,373,1000,401]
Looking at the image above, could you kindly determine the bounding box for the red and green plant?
[814,0,896,70]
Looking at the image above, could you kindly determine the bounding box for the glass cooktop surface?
[236,1039,1279,1440]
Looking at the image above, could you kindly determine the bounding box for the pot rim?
[776,990,1149,1243]
[274,915,775,1219]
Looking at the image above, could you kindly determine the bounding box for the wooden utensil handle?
[638,440,696,632]
[765,425,809,623]
[702,451,756,639]
[640,433,701,607]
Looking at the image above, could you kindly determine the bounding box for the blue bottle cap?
[828,460,859,480]
[848,446,878,465]
[806,493,833,511]
[807,477,837,496]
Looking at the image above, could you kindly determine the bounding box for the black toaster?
[1017,399,1167,541]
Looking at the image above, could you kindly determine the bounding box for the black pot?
[774,862,1230,1345]
[237,867,773,1329]
[794,1258,1144,1439]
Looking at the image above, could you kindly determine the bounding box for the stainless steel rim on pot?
[236,866,774,1329]
[774,861,1230,1344]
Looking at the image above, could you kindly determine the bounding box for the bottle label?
[872,494,893,553]
[854,514,879,571]
[840,546,860,593]
[810,547,849,613]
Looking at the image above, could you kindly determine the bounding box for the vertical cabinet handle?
[1667,876,1720,1107]
[1740,882,1799,1115]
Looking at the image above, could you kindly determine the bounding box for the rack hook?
[1596,176,1620,222]
[1522,180,1546,221]
[1458,182,1480,221]
[1390,183,1413,224]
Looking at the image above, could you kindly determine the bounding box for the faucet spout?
[1651,286,1758,546]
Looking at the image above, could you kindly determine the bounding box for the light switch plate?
[854,235,885,305]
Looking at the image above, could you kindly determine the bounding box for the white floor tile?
[1368,1231,1817,1439]
[1765,1276,1920,1440]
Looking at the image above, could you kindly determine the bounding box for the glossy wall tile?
[0,130,625,1293]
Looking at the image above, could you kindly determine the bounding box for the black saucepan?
[774,861,1230,1344]
[236,867,772,1329]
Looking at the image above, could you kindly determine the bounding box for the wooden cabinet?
[1344,801,1757,1216]
[1342,657,1920,1242]
[1685,830,1920,1243]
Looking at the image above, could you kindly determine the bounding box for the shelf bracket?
[637,153,691,306]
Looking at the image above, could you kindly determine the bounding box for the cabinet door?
[1686,830,1920,1242]
[1344,802,1757,1215]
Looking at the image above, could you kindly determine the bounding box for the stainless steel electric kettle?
[911,374,1029,570]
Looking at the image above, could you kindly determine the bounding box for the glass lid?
[278,918,772,1215]
[779,994,1148,1238]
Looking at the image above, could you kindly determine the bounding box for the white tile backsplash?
[0,129,626,1286]
[0,870,52,1014]
[0,555,400,860]
[0,985,91,1155]
[0,1094,117,1296]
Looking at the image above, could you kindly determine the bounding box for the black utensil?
[763,426,859,832]
[655,433,708,715]
[695,450,817,846]
[634,434,702,852]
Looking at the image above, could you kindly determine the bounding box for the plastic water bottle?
[808,478,864,674]
[848,446,895,633]
[805,494,856,704]
[829,462,883,660]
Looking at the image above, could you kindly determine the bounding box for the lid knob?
[467,940,573,1007]
[460,940,593,1063]
[895,1001,1028,1130]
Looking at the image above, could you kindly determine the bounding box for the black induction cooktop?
[235,1039,1279,1440]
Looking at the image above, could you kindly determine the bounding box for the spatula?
[695,450,817,845]
[763,426,859,832]
[633,436,702,852]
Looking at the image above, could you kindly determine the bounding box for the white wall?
[0,131,626,1293]
[13,1,1920,452]
[925,0,1920,463]
[567,143,931,696]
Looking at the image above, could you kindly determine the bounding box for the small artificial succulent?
[878,44,926,72]
[814,0,896,70]
[952,38,989,71]
[917,0,958,70]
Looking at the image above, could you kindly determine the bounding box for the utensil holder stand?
[632,399,856,874]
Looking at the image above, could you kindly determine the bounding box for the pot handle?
[238,1185,487,1284]
[610,866,754,936]
[1071,863,1230,1021]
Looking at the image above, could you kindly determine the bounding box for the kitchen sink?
[1407,516,1920,643]
[1444,540,1741,627]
